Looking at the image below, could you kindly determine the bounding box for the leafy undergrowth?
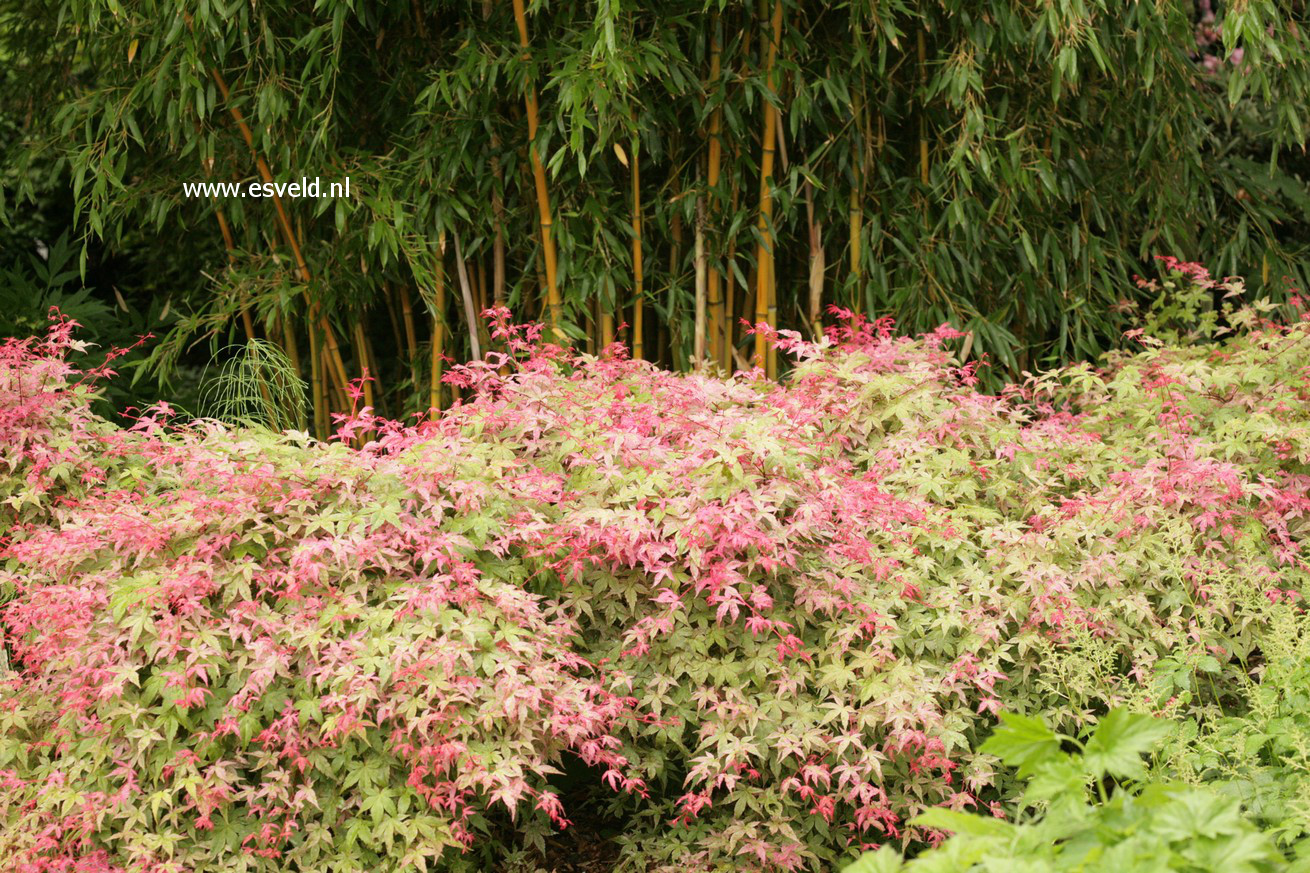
[2,263,1309,872]
[845,708,1301,873]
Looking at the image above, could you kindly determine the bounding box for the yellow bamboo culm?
[308,321,326,439]
[706,13,725,370]
[805,180,824,339]
[353,319,374,411]
[484,0,508,308]
[512,0,563,340]
[849,186,862,280]
[754,0,783,375]
[429,233,448,420]
[399,284,419,387]
[724,164,741,372]
[476,257,488,318]
[205,151,287,421]
[600,138,614,351]
[280,317,302,396]
[694,198,708,368]
[492,193,508,307]
[918,29,930,187]
[723,15,753,374]
[210,199,261,345]
[849,89,865,301]
[197,122,261,348]
[630,136,645,360]
[211,69,352,400]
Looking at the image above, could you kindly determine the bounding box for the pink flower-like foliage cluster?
[2,264,1308,871]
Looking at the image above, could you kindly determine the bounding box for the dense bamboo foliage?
[3,1,1310,429]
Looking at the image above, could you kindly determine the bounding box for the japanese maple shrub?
[2,261,1309,871]
[0,316,642,871]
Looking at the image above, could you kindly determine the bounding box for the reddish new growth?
[1,313,641,872]
[3,264,1309,872]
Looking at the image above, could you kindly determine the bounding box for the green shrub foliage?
[843,709,1296,873]
[1153,604,1310,850]
[2,262,1309,870]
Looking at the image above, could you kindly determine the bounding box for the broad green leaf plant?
[843,708,1297,873]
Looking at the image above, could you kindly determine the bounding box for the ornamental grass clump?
[2,262,1309,871]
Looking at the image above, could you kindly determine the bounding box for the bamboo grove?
[4,0,1310,433]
